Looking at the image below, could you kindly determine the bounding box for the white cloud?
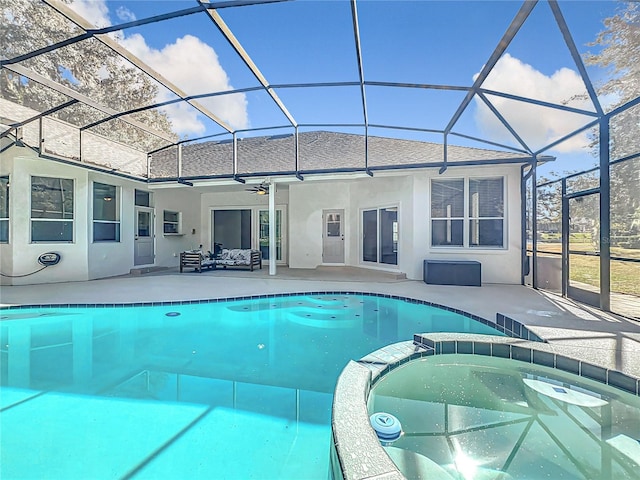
[121,33,249,136]
[115,6,136,22]
[68,0,111,28]
[67,0,248,137]
[473,54,595,153]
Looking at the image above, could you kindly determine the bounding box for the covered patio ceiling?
[1,0,638,184]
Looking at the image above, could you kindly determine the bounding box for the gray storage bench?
[423,259,481,286]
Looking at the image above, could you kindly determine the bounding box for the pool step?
[129,266,169,275]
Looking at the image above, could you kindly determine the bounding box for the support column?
[269,181,276,276]
[532,159,538,289]
[520,165,526,285]
[599,118,611,311]
[561,178,568,297]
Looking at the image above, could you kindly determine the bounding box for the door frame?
[359,204,400,269]
[209,205,287,264]
[322,209,345,264]
[256,206,287,264]
[562,187,601,308]
[134,206,155,266]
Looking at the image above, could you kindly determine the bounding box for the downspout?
[531,157,538,289]
[521,163,534,285]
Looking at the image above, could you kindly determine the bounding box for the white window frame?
[430,178,465,247]
[30,175,75,243]
[92,181,121,242]
[134,189,152,207]
[430,176,506,249]
[0,175,8,243]
[360,204,400,267]
[163,210,182,235]
[468,176,505,248]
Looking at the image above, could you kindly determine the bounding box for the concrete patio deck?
[1,266,639,379]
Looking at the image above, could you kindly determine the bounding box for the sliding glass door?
[259,209,282,261]
[211,207,286,263]
[362,207,398,266]
[212,209,252,251]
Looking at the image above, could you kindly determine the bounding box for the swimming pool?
[367,354,640,479]
[0,293,503,479]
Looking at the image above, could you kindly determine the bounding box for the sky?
[65,0,626,178]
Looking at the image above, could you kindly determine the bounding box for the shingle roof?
[150,131,542,179]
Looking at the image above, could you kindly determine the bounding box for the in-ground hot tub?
[331,334,640,480]
[368,354,640,479]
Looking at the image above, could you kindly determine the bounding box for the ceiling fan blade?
[245,182,269,194]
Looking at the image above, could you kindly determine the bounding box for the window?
[362,207,398,265]
[31,176,74,242]
[0,176,8,243]
[163,210,181,234]
[326,213,341,237]
[431,177,504,248]
[93,182,120,242]
[469,177,504,247]
[135,189,151,207]
[431,179,464,246]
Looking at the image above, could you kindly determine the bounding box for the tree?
[584,1,639,160]
[0,0,177,151]
[582,2,640,248]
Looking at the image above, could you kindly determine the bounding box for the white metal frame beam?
[201,1,298,128]
[42,0,235,133]
[3,64,176,144]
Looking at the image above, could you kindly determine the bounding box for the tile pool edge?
[1,292,535,339]
[330,333,640,480]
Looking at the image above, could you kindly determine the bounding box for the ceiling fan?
[245,181,269,195]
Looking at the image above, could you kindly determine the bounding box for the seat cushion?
[215,249,252,265]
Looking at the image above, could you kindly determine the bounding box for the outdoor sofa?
[215,248,262,271]
[180,248,262,273]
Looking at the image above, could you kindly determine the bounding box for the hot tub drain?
[370,412,402,445]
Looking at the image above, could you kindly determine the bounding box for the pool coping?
[331,332,640,480]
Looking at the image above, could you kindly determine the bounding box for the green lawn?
[536,241,640,296]
[569,255,640,296]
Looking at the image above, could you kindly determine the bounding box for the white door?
[134,207,154,265]
[322,209,344,263]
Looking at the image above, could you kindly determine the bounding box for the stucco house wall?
[0,149,14,281]
[2,150,91,285]
[348,174,414,274]
[288,166,522,284]
[0,146,202,285]
[288,179,352,269]
[199,186,290,256]
[416,164,523,284]
[151,186,203,268]
[1,138,524,286]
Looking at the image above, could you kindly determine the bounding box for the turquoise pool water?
[368,355,640,480]
[0,293,502,479]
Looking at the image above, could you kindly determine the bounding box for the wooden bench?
[179,251,216,273]
[423,259,481,286]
